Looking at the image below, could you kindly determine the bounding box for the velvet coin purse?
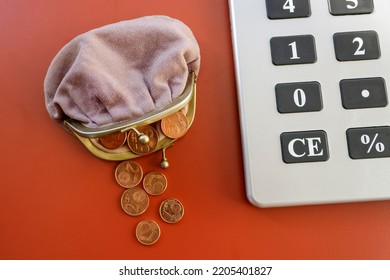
[44,16,200,167]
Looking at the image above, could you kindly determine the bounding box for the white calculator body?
[229,0,390,207]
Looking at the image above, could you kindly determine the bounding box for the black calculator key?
[328,0,374,16]
[275,81,323,113]
[346,126,390,159]
[280,130,329,163]
[340,77,388,109]
[333,31,380,61]
[266,0,311,19]
[270,35,317,65]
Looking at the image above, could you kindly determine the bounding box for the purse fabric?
[44,16,200,128]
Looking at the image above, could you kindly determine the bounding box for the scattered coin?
[115,160,183,243]
[121,187,149,216]
[143,171,168,195]
[135,220,161,245]
[99,131,127,149]
[159,198,184,223]
[127,125,158,155]
[160,111,189,138]
[115,160,143,188]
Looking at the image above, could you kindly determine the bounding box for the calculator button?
[280,130,329,163]
[266,0,311,19]
[333,31,380,61]
[275,81,323,113]
[270,35,317,65]
[346,126,390,159]
[328,0,374,16]
[340,77,388,109]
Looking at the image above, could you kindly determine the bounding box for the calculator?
[229,0,390,207]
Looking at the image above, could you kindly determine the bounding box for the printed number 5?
[346,0,358,9]
[283,0,296,13]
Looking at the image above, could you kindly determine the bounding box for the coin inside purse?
[64,72,197,161]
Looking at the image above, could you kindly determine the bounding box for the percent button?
[346,126,390,159]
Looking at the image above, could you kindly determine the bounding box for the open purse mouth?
[63,72,197,162]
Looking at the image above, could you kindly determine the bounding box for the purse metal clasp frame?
[64,72,197,161]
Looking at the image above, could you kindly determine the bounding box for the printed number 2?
[353,37,366,56]
[283,0,296,13]
[346,0,358,9]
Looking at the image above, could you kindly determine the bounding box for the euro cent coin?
[115,160,143,188]
[99,131,127,149]
[143,171,168,195]
[135,220,161,245]
[127,125,158,155]
[159,198,184,223]
[121,187,149,216]
[160,111,189,139]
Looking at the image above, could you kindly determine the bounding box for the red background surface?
[1,0,390,259]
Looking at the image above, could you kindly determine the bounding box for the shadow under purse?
[44,16,200,168]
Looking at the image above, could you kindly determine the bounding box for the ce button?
[280,130,329,163]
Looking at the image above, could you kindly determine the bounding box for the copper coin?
[160,111,189,139]
[121,187,149,216]
[115,160,143,188]
[135,220,161,245]
[143,171,168,195]
[99,132,127,149]
[159,198,184,223]
[127,125,158,155]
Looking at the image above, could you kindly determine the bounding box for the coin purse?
[44,16,200,167]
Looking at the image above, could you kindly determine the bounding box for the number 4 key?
[266,0,311,19]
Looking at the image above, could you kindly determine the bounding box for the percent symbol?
[360,133,385,153]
